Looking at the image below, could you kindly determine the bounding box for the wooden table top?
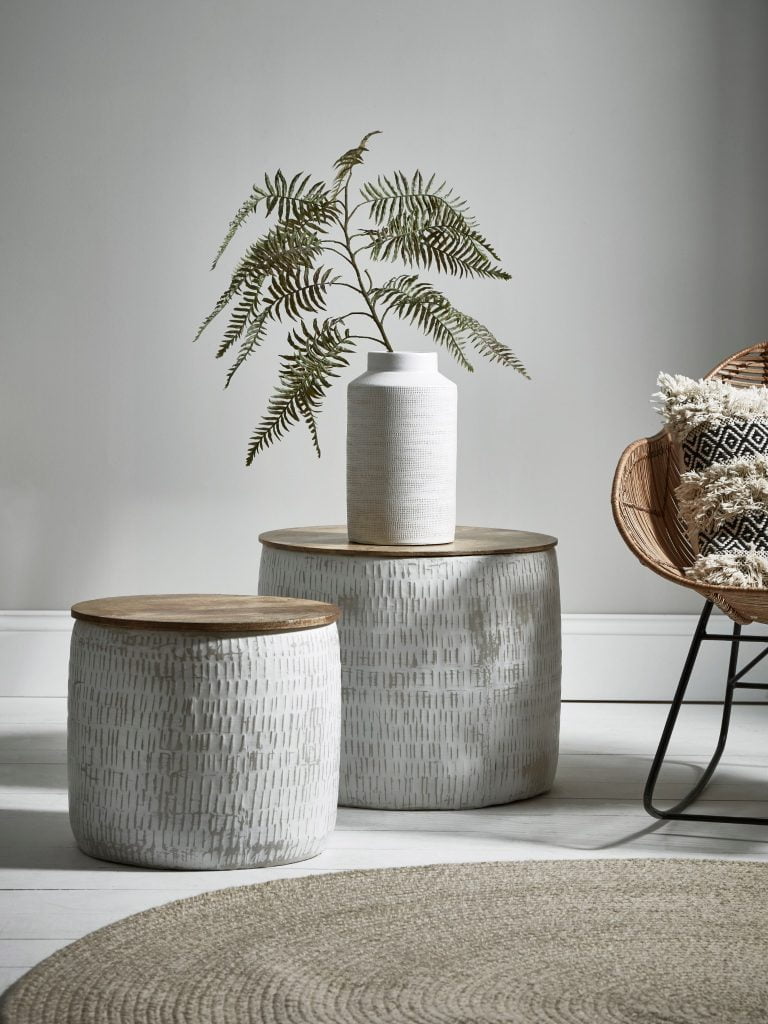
[71,594,340,633]
[259,526,558,558]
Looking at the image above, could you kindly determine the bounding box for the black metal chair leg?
[643,599,768,827]
[643,601,714,817]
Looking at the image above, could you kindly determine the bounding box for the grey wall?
[2,0,768,612]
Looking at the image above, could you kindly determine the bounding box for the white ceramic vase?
[346,351,457,545]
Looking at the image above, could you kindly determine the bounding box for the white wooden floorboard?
[0,889,211,939]
[0,969,25,991]
[0,939,69,967]
[1,699,767,993]
[0,698,66,724]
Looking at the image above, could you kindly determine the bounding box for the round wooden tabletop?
[71,594,340,634]
[258,525,558,558]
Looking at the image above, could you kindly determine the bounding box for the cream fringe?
[686,550,768,588]
[676,454,768,534]
[655,372,768,440]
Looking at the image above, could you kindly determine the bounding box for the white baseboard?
[563,613,767,701]
[0,611,764,702]
[0,612,73,698]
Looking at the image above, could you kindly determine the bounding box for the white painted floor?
[2,697,768,994]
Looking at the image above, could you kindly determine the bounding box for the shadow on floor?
[0,731,67,788]
[0,808,178,874]
[2,797,768,876]
[0,808,87,871]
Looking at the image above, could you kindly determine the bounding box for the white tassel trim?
[676,454,768,534]
[654,372,768,440]
[685,550,768,588]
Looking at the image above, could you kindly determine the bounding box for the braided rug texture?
[2,859,767,1023]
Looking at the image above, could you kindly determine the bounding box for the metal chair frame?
[644,600,768,825]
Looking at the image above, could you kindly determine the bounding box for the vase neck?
[367,351,437,372]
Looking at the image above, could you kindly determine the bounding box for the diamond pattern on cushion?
[699,512,768,557]
[683,420,768,472]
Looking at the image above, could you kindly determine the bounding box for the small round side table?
[68,594,341,869]
[258,527,561,810]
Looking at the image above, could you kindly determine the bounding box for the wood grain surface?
[259,525,558,557]
[70,594,340,633]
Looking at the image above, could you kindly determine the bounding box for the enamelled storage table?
[258,527,561,810]
[68,594,341,869]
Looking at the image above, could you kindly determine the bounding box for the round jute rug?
[1,859,767,1023]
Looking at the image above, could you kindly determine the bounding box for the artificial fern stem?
[342,182,393,351]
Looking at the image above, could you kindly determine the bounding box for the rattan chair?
[612,342,768,826]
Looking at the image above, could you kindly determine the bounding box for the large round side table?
[68,594,341,869]
[258,527,560,810]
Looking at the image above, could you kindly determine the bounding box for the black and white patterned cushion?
[683,420,768,472]
[656,372,768,587]
[698,512,768,557]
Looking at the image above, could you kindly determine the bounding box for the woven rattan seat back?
[612,342,768,625]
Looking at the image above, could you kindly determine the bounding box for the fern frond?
[365,211,510,280]
[425,204,502,261]
[246,220,323,277]
[211,173,335,269]
[224,309,270,388]
[372,275,527,377]
[194,279,239,343]
[215,275,266,358]
[264,267,339,322]
[332,130,381,186]
[359,171,478,229]
[211,196,262,271]
[246,319,355,462]
[370,275,473,371]
[452,312,529,377]
[194,252,262,342]
[261,171,338,227]
[198,221,322,347]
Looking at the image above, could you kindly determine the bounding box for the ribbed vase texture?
[67,620,341,869]
[347,351,457,545]
[259,547,561,809]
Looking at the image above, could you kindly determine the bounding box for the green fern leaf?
[365,211,510,280]
[210,196,262,271]
[451,311,529,377]
[372,274,527,377]
[371,275,473,371]
[332,131,381,186]
[261,172,338,226]
[264,267,339,322]
[194,279,239,343]
[254,221,324,276]
[198,221,323,343]
[359,171,479,230]
[214,275,266,358]
[224,309,270,388]
[246,319,355,462]
[211,173,335,269]
[194,250,263,343]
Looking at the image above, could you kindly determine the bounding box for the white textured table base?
[68,621,341,869]
[259,548,561,809]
